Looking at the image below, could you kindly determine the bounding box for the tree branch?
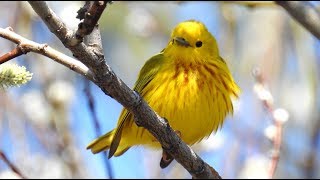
[27,1,222,179]
[27,1,78,46]
[75,1,109,42]
[0,47,24,65]
[276,1,320,40]
[0,27,95,82]
[76,1,91,20]
[0,150,27,179]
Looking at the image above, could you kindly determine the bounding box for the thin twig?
[268,114,283,178]
[0,150,27,179]
[253,68,287,178]
[84,79,114,179]
[276,1,320,40]
[0,27,95,82]
[27,1,222,178]
[0,47,24,65]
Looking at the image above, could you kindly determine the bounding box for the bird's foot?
[159,130,181,169]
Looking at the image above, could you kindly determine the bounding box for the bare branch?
[27,1,78,46]
[276,1,320,40]
[0,27,95,82]
[268,121,283,178]
[75,1,109,42]
[0,47,24,65]
[84,24,104,56]
[28,2,104,72]
[76,1,91,20]
[28,1,222,179]
[0,150,27,179]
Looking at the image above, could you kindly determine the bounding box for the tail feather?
[114,147,130,157]
[87,130,115,154]
[87,129,131,157]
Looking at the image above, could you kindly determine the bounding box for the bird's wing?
[109,53,165,158]
[133,53,165,92]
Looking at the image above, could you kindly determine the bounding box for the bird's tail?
[87,130,115,154]
[86,129,130,157]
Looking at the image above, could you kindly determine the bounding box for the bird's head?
[164,20,220,61]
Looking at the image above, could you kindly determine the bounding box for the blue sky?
[1,1,319,179]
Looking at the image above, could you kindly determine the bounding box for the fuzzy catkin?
[0,63,32,89]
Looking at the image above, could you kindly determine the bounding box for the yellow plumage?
[87,20,240,158]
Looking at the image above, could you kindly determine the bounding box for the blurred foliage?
[0,1,319,179]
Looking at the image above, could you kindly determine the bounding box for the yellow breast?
[131,60,235,147]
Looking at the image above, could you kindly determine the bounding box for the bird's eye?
[195,41,202,48]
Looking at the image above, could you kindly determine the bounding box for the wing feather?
[108,53,165,157]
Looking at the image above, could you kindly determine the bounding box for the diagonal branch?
[28,1,221,179]
[0,47,24,65]
[26,1,77,46]
[276,1,320,40]
[0,150,27,179]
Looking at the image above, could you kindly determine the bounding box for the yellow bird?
[87,20,240,167]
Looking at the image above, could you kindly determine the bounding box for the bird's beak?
[174,37,191,47]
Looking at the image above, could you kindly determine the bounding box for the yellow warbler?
[87,20,240,163]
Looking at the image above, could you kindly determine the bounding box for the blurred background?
[0,1,319,179]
